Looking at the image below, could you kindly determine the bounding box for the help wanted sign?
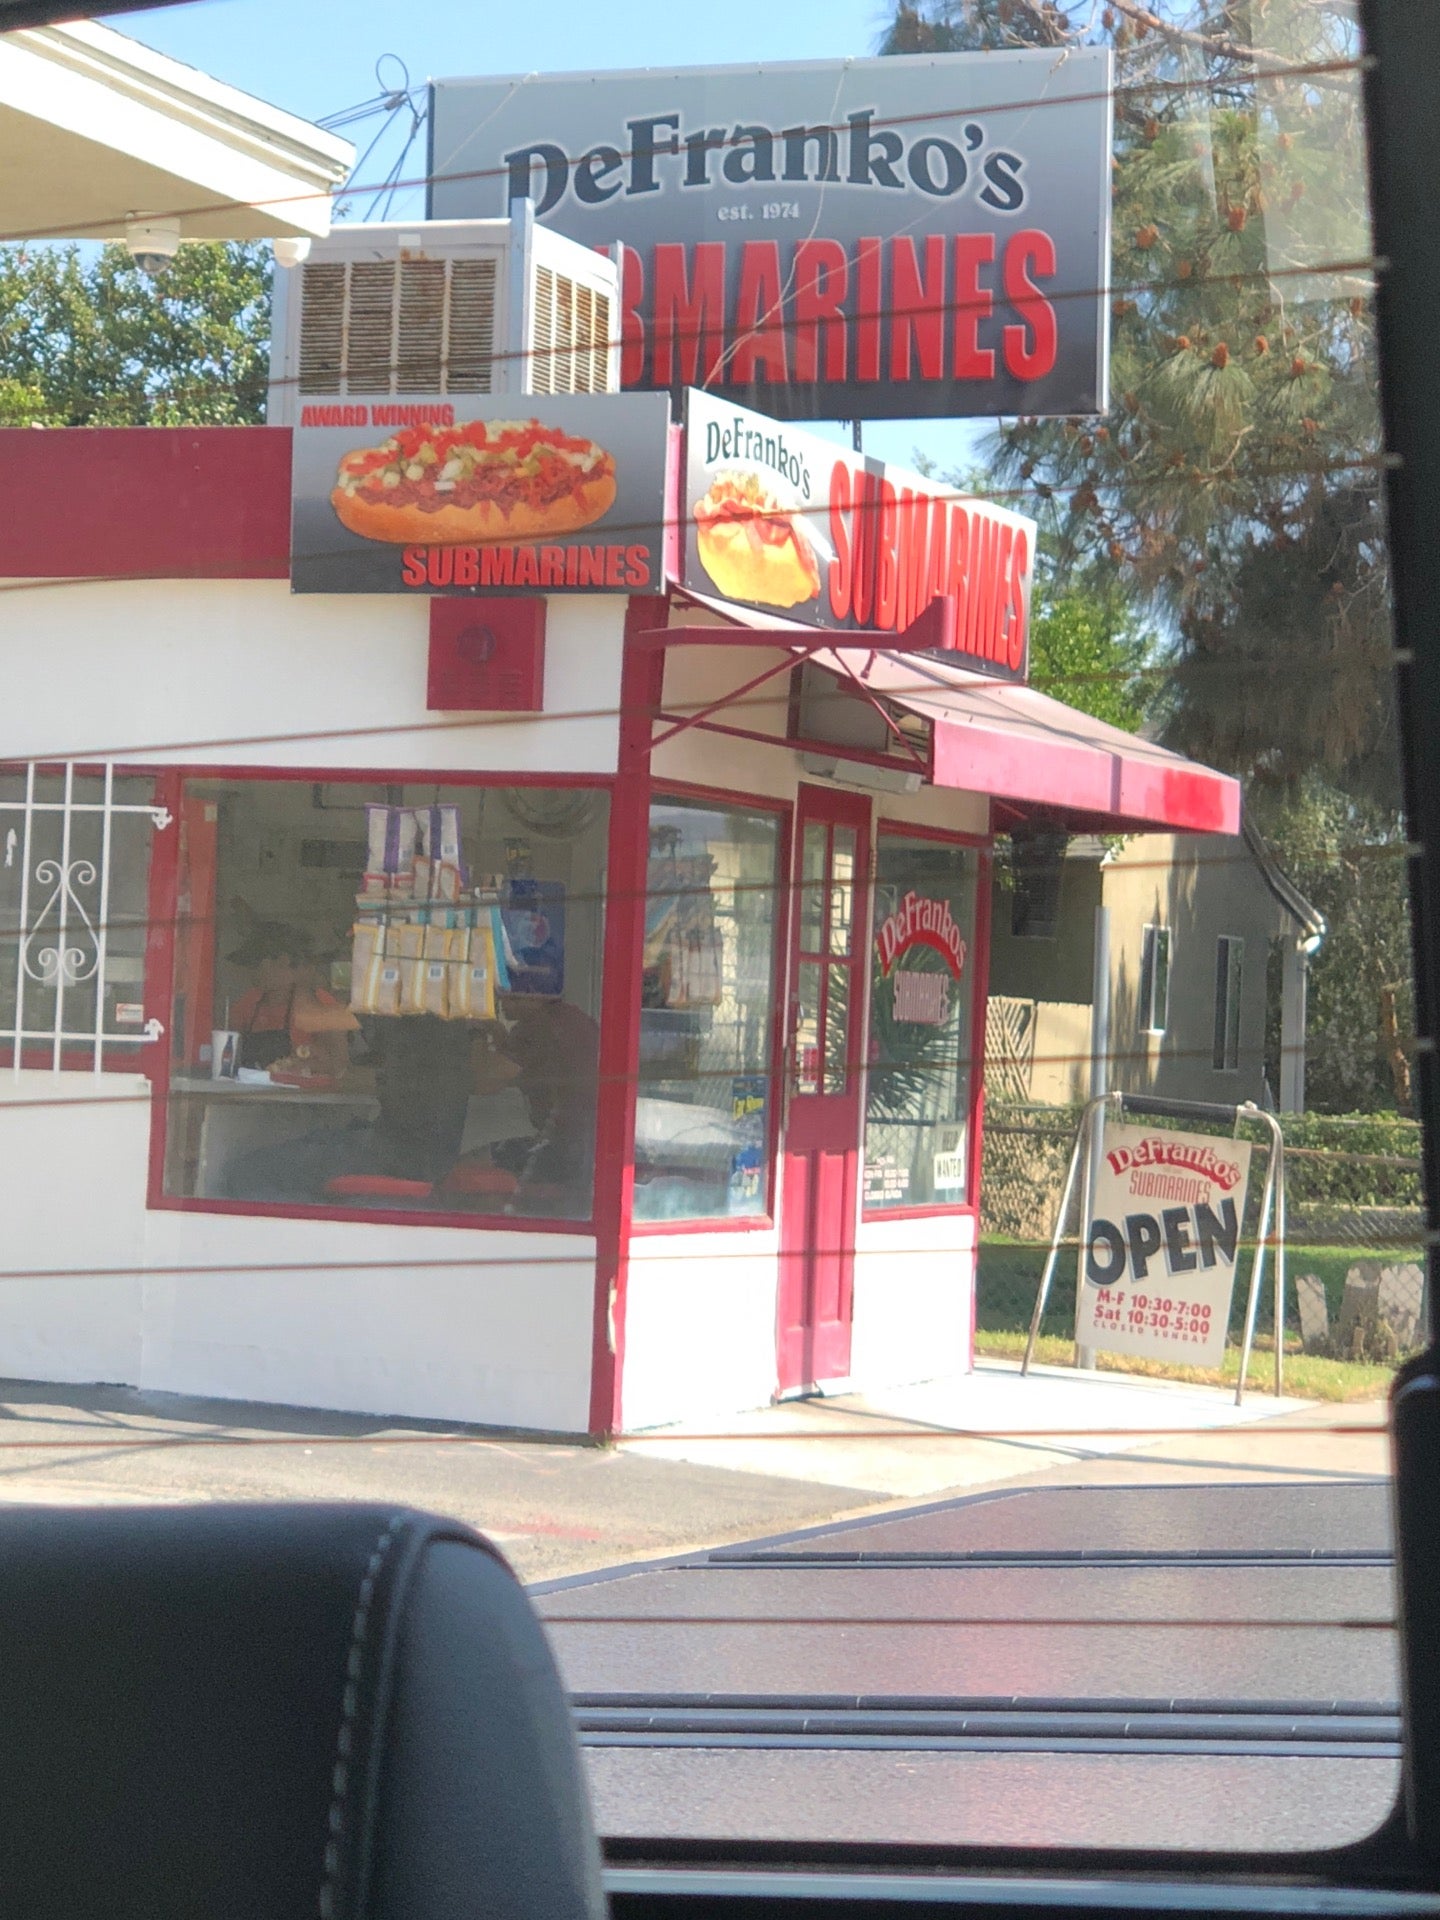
[1075,1123,1252,1369]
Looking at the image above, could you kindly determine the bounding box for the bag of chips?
[422,924,453,1019]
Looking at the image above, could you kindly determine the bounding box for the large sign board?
[684,391,1034,677]
[289,393,672,593]
[429,50,1113,421]
[1075,1123,1252,1370]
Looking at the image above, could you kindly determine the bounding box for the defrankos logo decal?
[429,50,1113,422]
[685,391,1035,675]
[289,392,672,596]
[876,892,967,1027]
[702,415,814,498]
[876,892,968,976]
[1074,1123,1253,1371]
[506,108,1030,218]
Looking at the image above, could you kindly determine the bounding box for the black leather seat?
[0,1502,606,1920]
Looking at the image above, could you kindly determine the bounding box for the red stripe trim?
[0,428,292,581]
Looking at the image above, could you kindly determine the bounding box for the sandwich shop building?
[0,394,1238,1436]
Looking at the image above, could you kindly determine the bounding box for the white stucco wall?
[620,1226,781,1431]
[0,581,623,1430]
[851,1209,976,1390]
[0,579,626,774]
[0,1075,598,1430]
[0,577,987,1430]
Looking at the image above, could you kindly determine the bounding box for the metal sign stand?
[1020,1093,1288,1407]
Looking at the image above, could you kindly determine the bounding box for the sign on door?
[1075,1123,1252,1369]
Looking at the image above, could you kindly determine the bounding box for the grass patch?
[977,1236,1421,1345]
[974,1328,1394,1403]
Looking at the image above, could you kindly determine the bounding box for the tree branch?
[1107,0,1357,88]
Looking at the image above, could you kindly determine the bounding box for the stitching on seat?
[318,1512,408,1920]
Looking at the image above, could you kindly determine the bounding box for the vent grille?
[581,285,612,393]
[296,255,500,396]
[448,259,497,390]
[297,264,346,394]
[395,260,447,391]
[530,267,613,394]
[345,261,398,394]
[531,265,557,395]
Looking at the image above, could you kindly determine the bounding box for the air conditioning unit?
[266,203,620,426]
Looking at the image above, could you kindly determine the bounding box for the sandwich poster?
[683,390,1036,679]
[429,49,1112,422]
[290,390,672,594]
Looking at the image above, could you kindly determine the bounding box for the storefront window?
[864,833,980,1211]
[162,777,608,1222]
[635,797,782,1223]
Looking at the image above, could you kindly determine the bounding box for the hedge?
[980,1102,1422,1241]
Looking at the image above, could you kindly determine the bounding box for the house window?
[1214,935,1244,1072]
[1140,924,1172,1036]
[864,832,980,1211]
[0,764,163,1072]
[160,774,608,1223]
[634,796,783,1223]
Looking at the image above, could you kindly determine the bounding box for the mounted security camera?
[124,215,182,277]
[271,236,312,269]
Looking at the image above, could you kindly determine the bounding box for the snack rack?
[348,804,562,1023]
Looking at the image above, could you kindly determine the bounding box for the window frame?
[145,763,615,1237]
[1140,922,1172,1038]
[1213,933,1245,1073]
[628,779,792,1238]
[860,819,992,1224]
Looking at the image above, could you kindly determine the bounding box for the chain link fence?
[979,1101,1426,1378]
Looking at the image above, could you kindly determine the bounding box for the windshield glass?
[0,0,1409,1862]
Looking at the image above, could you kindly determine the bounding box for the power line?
[0,50,1370,246]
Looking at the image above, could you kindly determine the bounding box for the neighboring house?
[987,820,1326,1113]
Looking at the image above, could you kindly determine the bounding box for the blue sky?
[112,0,990,474]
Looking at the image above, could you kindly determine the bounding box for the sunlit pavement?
[615,1358,1318,1499]
[0,1369,1386,1582]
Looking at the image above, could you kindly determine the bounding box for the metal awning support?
[641,604,954,768]
[637,594,968,656]
[644,592,1243,835]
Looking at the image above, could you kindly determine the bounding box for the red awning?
[670,590,1241,836]
[815,647,1241,835]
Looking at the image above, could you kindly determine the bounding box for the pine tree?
[883,0,1386,801]
[880,0,1411,1108]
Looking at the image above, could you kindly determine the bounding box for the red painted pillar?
[588,596,667,1436]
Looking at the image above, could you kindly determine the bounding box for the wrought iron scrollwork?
[18,858,100,989]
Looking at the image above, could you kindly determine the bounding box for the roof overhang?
[0,19,353,241]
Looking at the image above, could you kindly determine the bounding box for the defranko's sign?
[1074,1123,1253,1371]
[429,49,1113,422]
[684,391,1035,677]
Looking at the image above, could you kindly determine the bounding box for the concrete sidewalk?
[0,1365,1379,1582]
[618,1359,1314,1499]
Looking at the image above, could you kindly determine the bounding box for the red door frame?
[776,782,873,1395]
[588,595,668,1435]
